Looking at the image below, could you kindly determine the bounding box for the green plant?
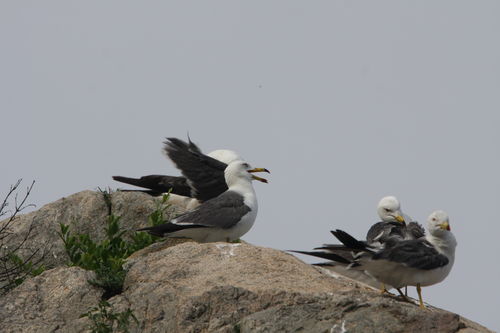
[59,193,170,297]
[6,253,45,287]
[97,187,113,216]
[129,193,170,251]
[80,300,138,333]
[59,215,128,296]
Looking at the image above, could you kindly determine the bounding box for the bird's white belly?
[365,259,453,288]
[204,206,257,242]
[322,265,392,290]
[227,208,257,240]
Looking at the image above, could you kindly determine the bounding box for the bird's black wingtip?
[330,229,367,251]
[313,262,336,267]
[137,226,164,237]
[287,250,309,255]
[288,249,352,265]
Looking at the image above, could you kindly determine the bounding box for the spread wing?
[164,138,228,202]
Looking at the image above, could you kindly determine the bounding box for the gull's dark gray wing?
[373,239,449,270]
[366,221,406,246]
[173,190,250,228]
[407,221,426,239]
[164,138,228,202]
[112,175,191,197]
[138,191,251,236]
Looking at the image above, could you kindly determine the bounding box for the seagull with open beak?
[248,167,270,183]
[138,160,270,242]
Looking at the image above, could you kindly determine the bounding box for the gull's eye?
[432,218,437,221]
[384,208,391,212]
[243,163,250,168]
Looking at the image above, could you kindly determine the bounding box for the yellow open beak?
[248,167,270,183]
[248,168,270,174]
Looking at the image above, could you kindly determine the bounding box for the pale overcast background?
[1,1,499,330]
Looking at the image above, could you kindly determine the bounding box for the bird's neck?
[426,232,457,258]
[228,180,256,197]
[228,181,257,209]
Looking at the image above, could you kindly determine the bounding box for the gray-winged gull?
[292,196,424,291]
[329,210,456,308]
[137,160,269,242]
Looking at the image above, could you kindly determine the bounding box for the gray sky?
[1,1,499,330]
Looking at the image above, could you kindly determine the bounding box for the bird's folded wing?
[173,191,251,229]
[373,239,449,270]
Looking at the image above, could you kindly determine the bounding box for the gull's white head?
[208,150,242,164]
[427,210,451,236]
[224,161,269,187]
[377,196,406,223]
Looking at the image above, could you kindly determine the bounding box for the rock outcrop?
[0,191,494,333]
[1,190,184,270]
[0,266,103,333]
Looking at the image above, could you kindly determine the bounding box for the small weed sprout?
[80,300,138,333]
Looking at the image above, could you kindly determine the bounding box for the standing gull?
[292,196,424,290]
[113,137,242,200]
[329,210,457,308]
[138,160,269,242]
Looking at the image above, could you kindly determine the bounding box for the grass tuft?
[59,193,170,298]
[80,300,138,333]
